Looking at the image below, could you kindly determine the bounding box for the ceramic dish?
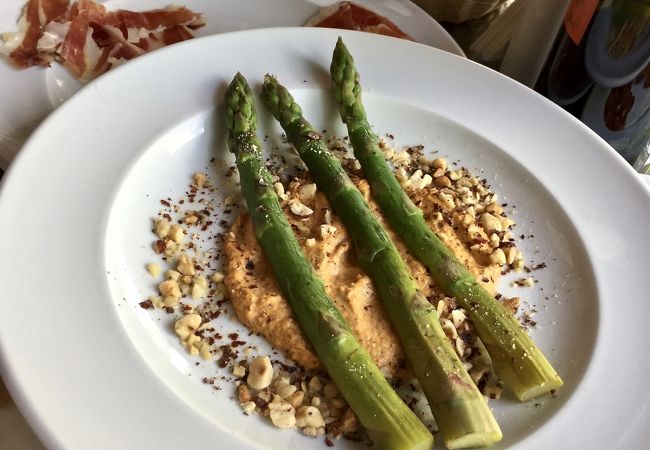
[0,0,462,169]
[0,28,648,449]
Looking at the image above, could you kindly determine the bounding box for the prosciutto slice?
[304,1,412,41]
[1,0,204,80]
[1,0,69,67]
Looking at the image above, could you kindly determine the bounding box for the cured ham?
[304,2,412,41]
[1,0,204,80]
[2,0,68,67]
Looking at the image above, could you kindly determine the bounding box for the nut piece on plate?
[296,406,325,428]
[174,313,202,340]
[247,356,274,390]
[289,201,314,217]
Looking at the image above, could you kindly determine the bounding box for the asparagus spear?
[262,75,502,449]
[329,37,563,402]
[225,73,433,450]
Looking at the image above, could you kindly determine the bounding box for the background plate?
[0,0,463,169]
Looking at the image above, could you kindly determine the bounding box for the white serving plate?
[0,0,462,170]
[0,28,648,450]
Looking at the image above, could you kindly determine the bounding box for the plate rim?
[1,27,649,450]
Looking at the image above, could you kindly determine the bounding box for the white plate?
[0,0,462,170]
[1,28,649,450]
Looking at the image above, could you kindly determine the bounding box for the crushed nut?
[504,246,517,265]
[490,249,507,265]
[285,391,305,408]
[174,313,202,340]
[502,297,521,314]
[323,383,339,399]
[211,272,225,283]
[289,201,314,217]
[339,408,358,434]
[199,342,211,360]
[270,410,296,429]
[240,401,256,414]
[319,224,337,239]
[479,213,502,232]
[442,319,458,339]
[308,377,322,394]
[434,175,452,187]
[450,309,467,328]
[432,157,447,172]
[154,219,170,239]
[299,183,317,201]
[163,296,179,308]
[296,406,325,428]
[233,364,246,379]
[277,384,298,399]
[247,356,273,390]
[168,224,184,243]
[159,279,181,298]
[273,182,288,201]
[176,253,195,276]
[192,172,208,188]
[191,275,208,299]
[147,263,161,277]
[238,384,252,403]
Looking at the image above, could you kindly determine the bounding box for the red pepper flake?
[324,437,334,447]
[139,300,153,309]
[160,200,171,207]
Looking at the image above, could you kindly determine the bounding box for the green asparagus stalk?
[329,37,563,402]
[225,73,433,450]
[261,75,502,449]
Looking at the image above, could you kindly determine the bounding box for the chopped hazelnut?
[299,183,317,201]
[159,280,181,298]
[192,172,208,188]
[154,219,170,239]
[146,263,161,277]
[270,410,296,429]
[339,408,359,434]
[176,253,195,276]
[169,224,184,243]
[296,406,325,428]
[490,248,507,265]
[247,356,273,390]
[289,201,313,217]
